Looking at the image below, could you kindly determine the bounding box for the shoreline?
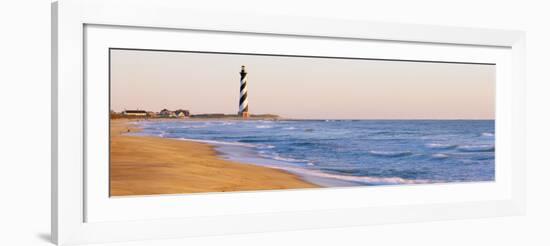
[110,119,319,196]
[197,141,365,187]
[121,119,363,187]
[119,119,433,187]
[110,118,495,191]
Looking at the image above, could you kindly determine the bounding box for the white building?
[122,110,147,117]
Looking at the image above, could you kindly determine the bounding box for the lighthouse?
[238,65,249,118]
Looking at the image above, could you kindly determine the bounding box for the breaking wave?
[457,145,495,152]
[431,153,449,159]
[368,150,413,158]
[426,143,458,149]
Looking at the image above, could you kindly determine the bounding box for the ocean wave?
[431,153,449,159]
[250,148,311,164]
[368,150,413,158]
[217,152,435,186]
[283,127,296,130]
[425,143,458,149]
[259,144,276,149]
[258,152,310,164]
[356,176,433,185]
[256,125,273,129]
[292,142,316,147]
[481,132,494,137]
[457,145,495,152]
[171,125,207,129]
[473,155,494,160]
[279,166,433,185]
[239,138,284,143]
[176,138,256,148]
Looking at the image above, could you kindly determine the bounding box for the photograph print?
[109,48,495,196]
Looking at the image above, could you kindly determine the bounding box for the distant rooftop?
[123,110,147,113]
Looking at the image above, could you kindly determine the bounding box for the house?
[159,109,176,118]
[174,109,190,118]
[122,109,147,117]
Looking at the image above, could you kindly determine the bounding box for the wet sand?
[110,119,318,196]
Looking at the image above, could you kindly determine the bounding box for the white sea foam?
[256,125,273,129]
[431,153,449,159]
[264,154,308,163]
[176,138,256,148]
[481,132,494,137]
[266,165,434,185]
[457,144,495,152]
[177,125,207,129]
[368,150,413,157]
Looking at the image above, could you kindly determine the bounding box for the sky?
[110,49,495,120]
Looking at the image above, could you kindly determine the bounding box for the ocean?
[133,120,495,187]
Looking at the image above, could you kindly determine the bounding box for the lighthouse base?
[240,112,250,119]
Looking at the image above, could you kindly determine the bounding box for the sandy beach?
[110,119,318,196]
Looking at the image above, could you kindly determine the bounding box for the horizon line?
[111,109,494,120]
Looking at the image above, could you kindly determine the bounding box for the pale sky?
[110,49,495,119]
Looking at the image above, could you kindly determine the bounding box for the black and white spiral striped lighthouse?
[238,65,249,118]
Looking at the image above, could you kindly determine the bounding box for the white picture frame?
[52,0,526,245]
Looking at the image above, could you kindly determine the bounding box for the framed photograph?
[52,0,525,245]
